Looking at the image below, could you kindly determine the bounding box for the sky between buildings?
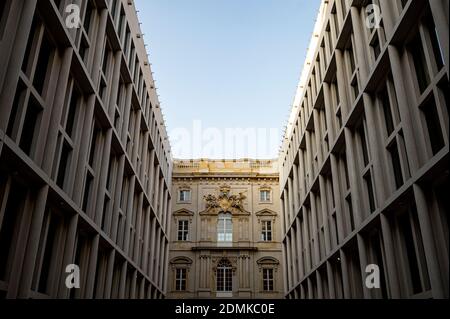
[134,0,321,159]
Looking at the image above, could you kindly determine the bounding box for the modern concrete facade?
[0,0,172,299]
[280,0,449,299]
[168,159,283,299]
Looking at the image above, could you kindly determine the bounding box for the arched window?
[217,213,232,243]
[216,259,232,293]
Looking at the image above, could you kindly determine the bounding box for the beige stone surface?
[168,159,284,299]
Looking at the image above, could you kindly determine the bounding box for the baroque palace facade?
[168,160,283,299]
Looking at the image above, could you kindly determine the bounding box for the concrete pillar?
[296,217,305,279]
[85,234,100,298]
[282,241,288,296]
[326,261,336,299]
[286,235,293,290]
[40,49,73,174]
[330,154,345,243]
[123,176,136,255]
[303,209,311,272]
[104,250,116,299]
[388,45,421,171]
[413,184,446,298]
[357,233,371,299]
[310,192,321,266]
[319,175,331,255]
[288,177,294,222]
[339,250,351,298]
[15,186,49,298]
[293,164,300,212]
[380,214,401,298]
[95,128,113,226]
[344,128,363,227]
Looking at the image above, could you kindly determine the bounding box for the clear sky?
[134,0,321,159]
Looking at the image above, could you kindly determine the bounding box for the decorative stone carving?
[201,186,250,216]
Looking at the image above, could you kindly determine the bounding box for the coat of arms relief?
[201,186,249,216]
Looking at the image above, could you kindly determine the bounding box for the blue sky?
[134,0,321,159]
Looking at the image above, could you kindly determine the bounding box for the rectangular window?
[0,0,11,40]
[179,190,191,202]
[396,206,430,295]
[421,96,445,155]
[65,84,80,138]
[389,142,404,190]
[56,140,72,190]
[364,172,376,213]
[33,33,54,95]
[358,123,370,167]
[83,0,94,34]
[260,190,271,202]
[410,33,430,94]
[0,181,27,282]
[218,214,232,242]
[424,8,444,71]
[19,95,42,156]
[380,86,394,136]
[175,268,187,291]
[263,269,274,291]
[177,220,189,241]
[261,221,272,241]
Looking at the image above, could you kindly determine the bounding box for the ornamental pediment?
[255,209,278,217]
[173,209,195,217]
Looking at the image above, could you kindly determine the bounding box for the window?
[409,32,430,94]
[177,220,189,241]
[261,221,272,241]
[217,213,232,243]
[179,189,191,202]
[260,190,271,202]
[421,96,445,156]
[175,268,187,291]
[0,0,11,40]
[216,259,232,292]
[263,269,274,292]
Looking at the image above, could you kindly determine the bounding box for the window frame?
[260,189,272,203]
[262,268,275,292]
[177,219,189,241]
[261,220,273,242]
[217,213,233,243]
[175,268,187,292]
[178,189,191,203]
